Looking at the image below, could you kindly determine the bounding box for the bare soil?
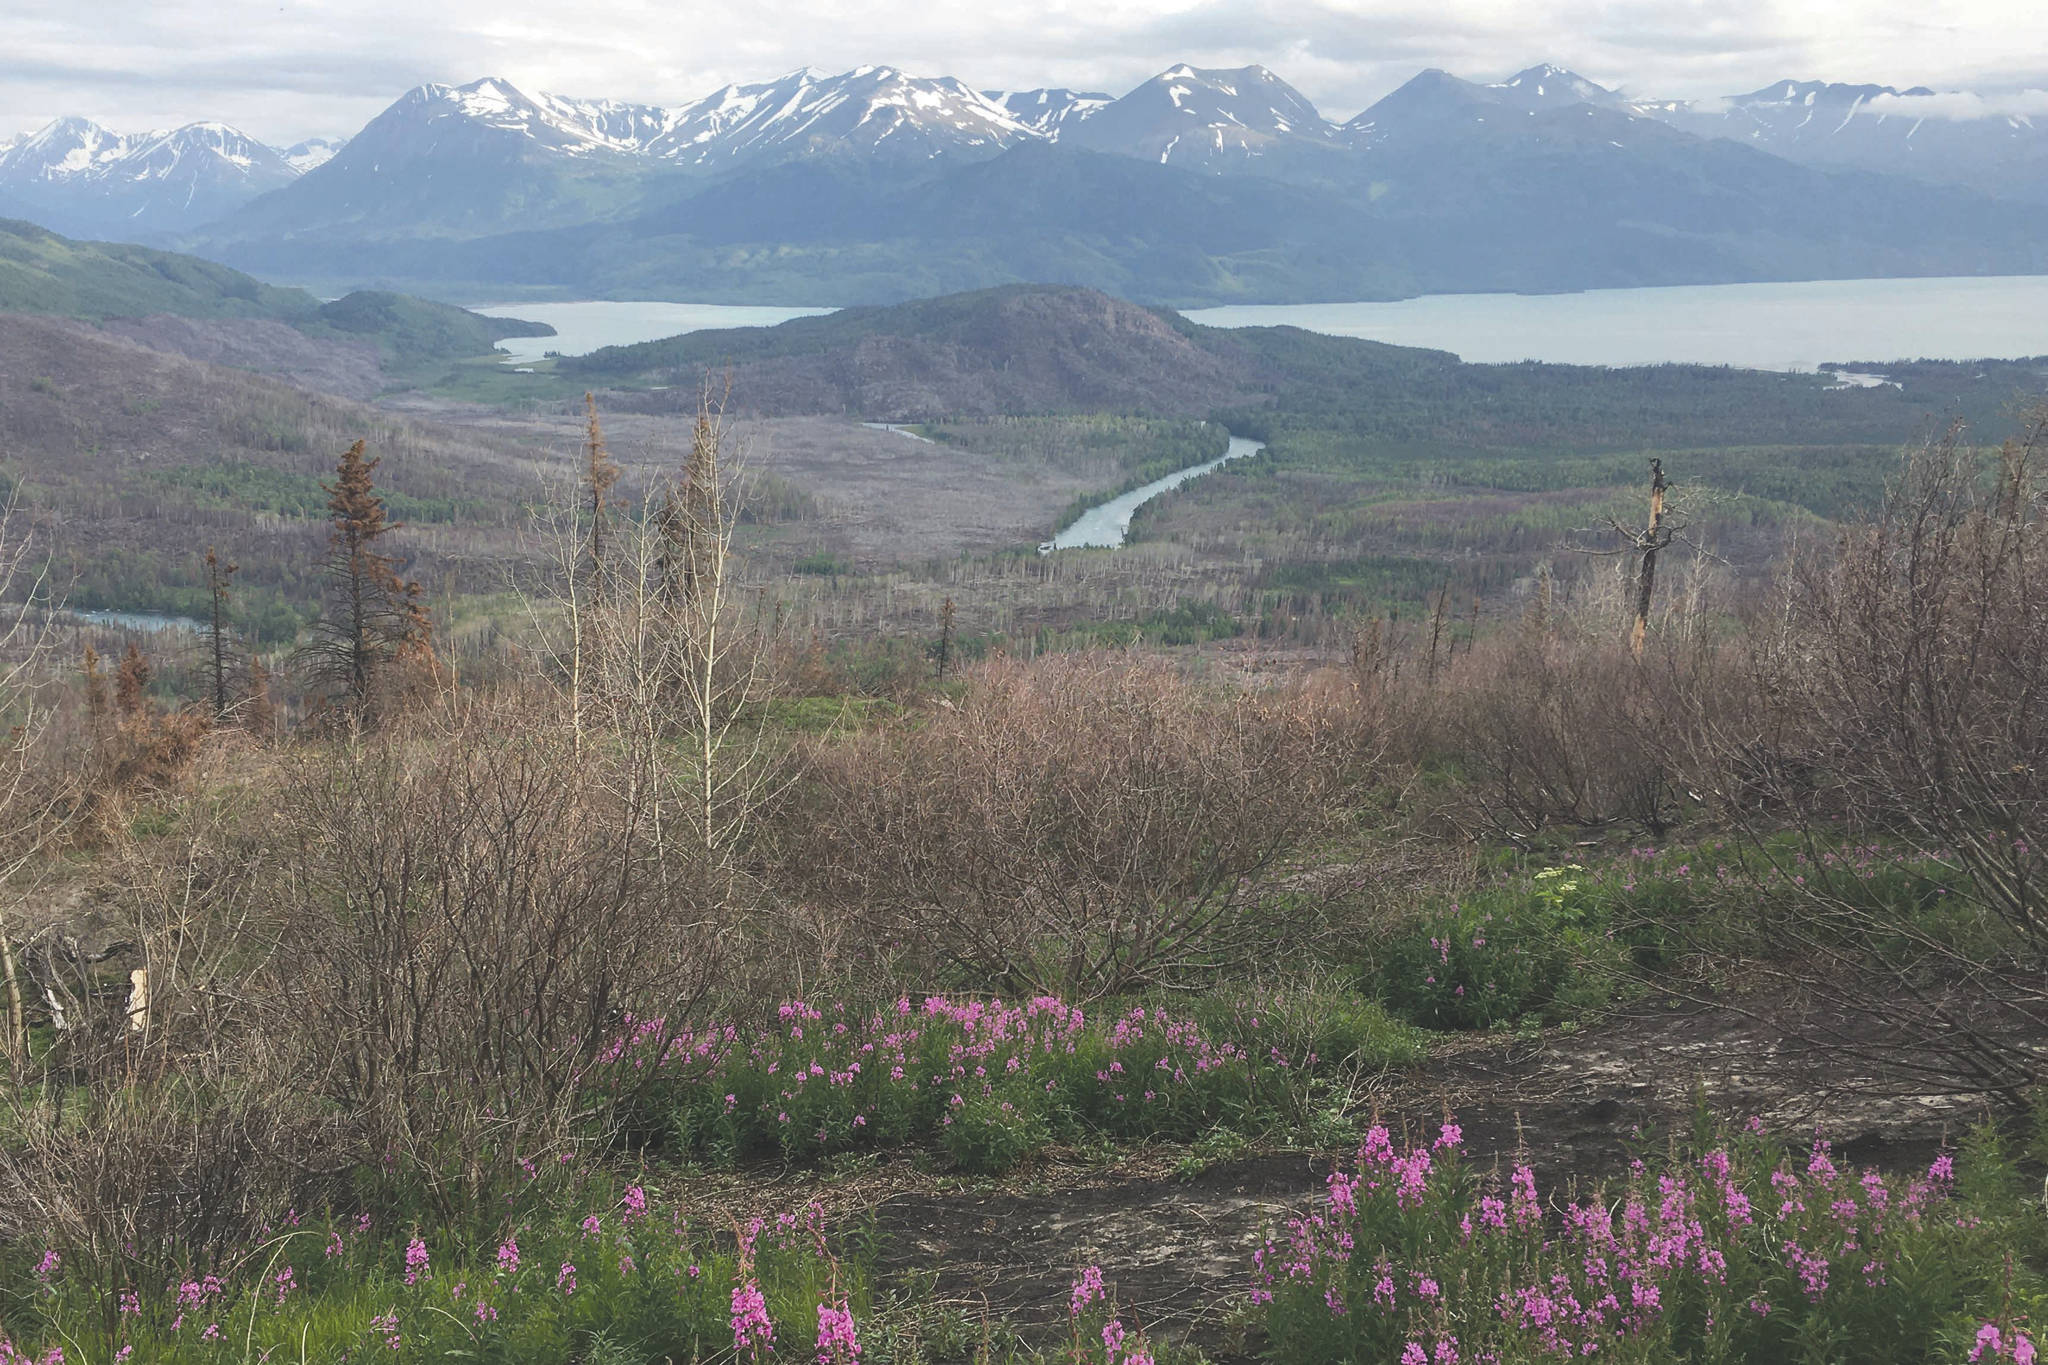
[845,994,1997,1357]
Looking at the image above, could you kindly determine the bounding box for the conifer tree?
[114,644,150,719]
[583,392,621,588]
[202,547,239,720]
[302,440,416,713]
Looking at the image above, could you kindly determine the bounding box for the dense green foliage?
[2,1178,864,1365]
[302,289,553,365]
[622,989,1424,1174]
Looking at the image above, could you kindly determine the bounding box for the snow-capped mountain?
[1628,79,2048,203]
[1484,63,1627,113]
[0,115,341,238]
[282,137,347,173]
[1063,64,1340,174]
[217,69,1060,241]
[1342,64,1647,149]
[310,68,1040,170]
[642,66,1039,165]
[0,117,131,184]
[983,88,1113,137]
[15,55,2048,305]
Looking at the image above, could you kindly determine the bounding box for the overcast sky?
[8,0,2048,144]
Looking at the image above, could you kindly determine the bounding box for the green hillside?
[0,216,313,319]
[0,218,551,367]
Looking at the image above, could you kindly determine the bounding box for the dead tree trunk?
[1629,460,1671,659]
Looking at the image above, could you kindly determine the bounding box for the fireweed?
[0,1186,859,1365]
[1067,1265,1161,1365]
[604,992,1421,1172]
[1252,1113,2042,1365]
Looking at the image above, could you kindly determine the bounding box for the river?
[1048,436,1264,551]
[466,278,2048,555]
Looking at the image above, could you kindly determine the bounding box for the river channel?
[1047,435,1264,551]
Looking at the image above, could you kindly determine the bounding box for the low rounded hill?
[561,284,1271,419]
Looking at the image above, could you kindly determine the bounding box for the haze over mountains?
[8,59,2048,304]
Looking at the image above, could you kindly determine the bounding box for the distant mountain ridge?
[15,58,2048,301]
[0,116,346,238]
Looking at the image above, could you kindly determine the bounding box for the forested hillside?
[0,218,552,377]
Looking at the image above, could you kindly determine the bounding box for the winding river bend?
[1047,435,1264,551]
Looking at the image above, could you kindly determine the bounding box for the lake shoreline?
[468,275,2048,374]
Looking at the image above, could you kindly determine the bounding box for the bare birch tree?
[521,387,782,884]
[0,498,61,1063]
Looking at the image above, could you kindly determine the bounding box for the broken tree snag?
[1,929,22,1060]
[1630,459,1671,660]
[126,966,148,1033]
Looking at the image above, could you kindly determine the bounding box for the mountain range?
[8,60,2048,304]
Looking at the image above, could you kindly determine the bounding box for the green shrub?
[1376,863,1627,1029]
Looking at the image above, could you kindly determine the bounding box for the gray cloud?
[4,0,2046,143]
[1861,88,2048,119]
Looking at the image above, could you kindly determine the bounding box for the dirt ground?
[844,994,1993,1358]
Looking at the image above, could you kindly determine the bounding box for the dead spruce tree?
[201,547,239,721]
[299,441,432,720]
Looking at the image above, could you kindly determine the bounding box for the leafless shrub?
[0,792,346,1265]
[787,652,1363,999]
[520,393,785,882]
[1718,413,2048,1101]
[1403,555,1743,837]
[263,698,725,1217]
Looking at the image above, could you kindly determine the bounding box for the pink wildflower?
[816,1300,860,1364]
[732,1281,775,1359]
[403,1236,429,1285]
[1070,1265,1106,1317]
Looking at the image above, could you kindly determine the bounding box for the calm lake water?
[474,301,835,364]
[476,277,2048,372]
[1183,276,2048,370]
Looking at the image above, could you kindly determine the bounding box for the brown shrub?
[1720,416,2048,1100]
[263,697,725,1216]
[783,652,1366,999]
[1377,557,1749,838]
[0,794,348,1259]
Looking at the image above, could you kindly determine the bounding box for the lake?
[1183,275,2048,370]
[473,301,835,364]
[473,276,2048,372]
